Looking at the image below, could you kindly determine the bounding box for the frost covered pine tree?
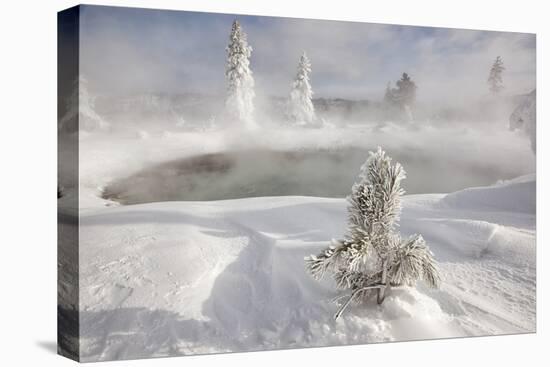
[59,75,109,133]
[225,20,256,130]
[395,72,417,107]
[383,73,417,123]
[510,89,536,154]
[488,56,505,95]
[306,147,440,319]
[286,52,316,125]
[383,81,394,105]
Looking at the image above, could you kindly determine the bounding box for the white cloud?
[79,6,535,103]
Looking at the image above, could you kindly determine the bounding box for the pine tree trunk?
[377,259,389,304]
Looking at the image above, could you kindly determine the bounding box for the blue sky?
[79,5,536,102]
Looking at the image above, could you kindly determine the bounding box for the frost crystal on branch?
[306,147,440,319]
[225,20,256,129]
[286,52,316,125]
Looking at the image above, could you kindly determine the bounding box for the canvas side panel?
[57,5,80,362]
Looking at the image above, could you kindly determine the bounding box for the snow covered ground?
[74,171,535,361]
[55,121,537,361]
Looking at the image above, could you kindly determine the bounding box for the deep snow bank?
[77,176,535,361]
[441,174,535,214]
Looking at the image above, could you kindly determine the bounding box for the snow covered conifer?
[286,52,316,125]
[225,20,256,129]
[383,81,395,105]
[394,72,417,107]
[306,147,440,319]
[59,75,109,133]
[488,56,505,95]
[510,89,536,153]
[382,73,417,122]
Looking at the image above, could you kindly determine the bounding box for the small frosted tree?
[306,147,440,319]
[488,56,505,95]
[225,20,256,129]
[287,52,316,125]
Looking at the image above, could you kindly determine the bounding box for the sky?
[79,5,536,103]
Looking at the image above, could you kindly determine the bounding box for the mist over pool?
[102,144,533,204]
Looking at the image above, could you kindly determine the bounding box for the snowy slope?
[77,176,535,361]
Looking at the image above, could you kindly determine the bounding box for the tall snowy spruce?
[225,20,256,129]
[306,148,440,319]
[287,52,316,125]
[488,56,505,95]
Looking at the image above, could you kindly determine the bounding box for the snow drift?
[75,176,535,361]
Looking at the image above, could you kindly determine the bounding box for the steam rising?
[62,5,536,204]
